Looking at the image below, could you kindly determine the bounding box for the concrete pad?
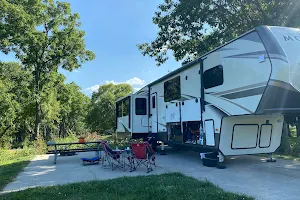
[2,149,300,200]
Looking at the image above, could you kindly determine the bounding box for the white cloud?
[74,69,80,73]
[85,77,146,94]
[85,85,100,93]
[125,77,145,87]
[104,80,118,85]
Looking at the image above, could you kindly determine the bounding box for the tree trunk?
[278,121,291,153]
[296,120,300,137]
[288,123,292,137]
[33,66,41,139]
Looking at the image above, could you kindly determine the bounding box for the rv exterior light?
[215,128,219,131]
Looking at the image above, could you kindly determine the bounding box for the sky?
[0,0,180,95]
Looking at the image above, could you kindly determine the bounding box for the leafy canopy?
[0,0,95,71]
[138,0,300,65]
[87,83,133,134]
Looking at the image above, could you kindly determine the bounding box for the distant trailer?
[116,26,300,163]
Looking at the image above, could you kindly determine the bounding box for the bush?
[289,137,300,156]
[0,148,35,164]
[32,136,46,154]
[0,134,12,149]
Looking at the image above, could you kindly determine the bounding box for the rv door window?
[164,76,181,102]
[123,98,130,116]
[204,65,224,89]
[135,98,147,115]
[117,102,122,117]
[152,96,156,109]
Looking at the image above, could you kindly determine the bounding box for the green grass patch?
[1,173,252,200]
[0,149,35,191]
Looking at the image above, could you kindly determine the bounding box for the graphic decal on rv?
[220,86,265,100]
[240,32,263,43]
[218,97,254,114]
[224,50,288,63]
[209,105,229,116]
[268,79,299,92]
[209,82,268,96]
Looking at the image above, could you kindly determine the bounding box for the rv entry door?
[151,93,158,133]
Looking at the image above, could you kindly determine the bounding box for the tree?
[138,0,300,65]
[57,81,90,138]
[0,0,95,138]
[87,83,133,134]
[0,62,33,146]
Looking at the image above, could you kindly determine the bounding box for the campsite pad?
[2,149,300,200]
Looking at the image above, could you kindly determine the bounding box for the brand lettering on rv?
[283,35,300,41]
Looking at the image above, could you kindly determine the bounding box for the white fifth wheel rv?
[116,26,300,163]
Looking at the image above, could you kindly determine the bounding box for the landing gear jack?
[266,153,276,162]
[216,152,226,169]
[160,142,166,155]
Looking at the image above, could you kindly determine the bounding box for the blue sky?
[0,0,180,95]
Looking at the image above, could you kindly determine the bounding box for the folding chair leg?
[147,159,153,173]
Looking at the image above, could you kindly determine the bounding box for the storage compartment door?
[205,120,215,146]
[165,103,180,123]
[181,98,201,122]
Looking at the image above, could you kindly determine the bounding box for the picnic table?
[46,141,102,164]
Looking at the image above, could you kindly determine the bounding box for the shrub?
[289,137,300,156]
[32,136,46,154]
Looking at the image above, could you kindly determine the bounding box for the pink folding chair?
[130,142,156,173]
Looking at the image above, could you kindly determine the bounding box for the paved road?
[2,149,300,200]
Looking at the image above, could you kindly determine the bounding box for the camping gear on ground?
[201,152,218,167]
[130,142,156,173]
[101,142,133,171]
[78,137,85,143]
[81,156,100,165]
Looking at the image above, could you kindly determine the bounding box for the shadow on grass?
[0,160,31,191]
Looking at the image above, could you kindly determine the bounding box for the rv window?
[152,96,156,109]
[204,65,224,89]
[164,76,181,102]
[117,102,122,117]
[123,98,130,116]
[135,98,146,115]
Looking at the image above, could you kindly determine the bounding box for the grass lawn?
[1,173,252,200]
[0,149,35,191]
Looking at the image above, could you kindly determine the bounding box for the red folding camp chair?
[101,141,123,170]
[131,142,156,173]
